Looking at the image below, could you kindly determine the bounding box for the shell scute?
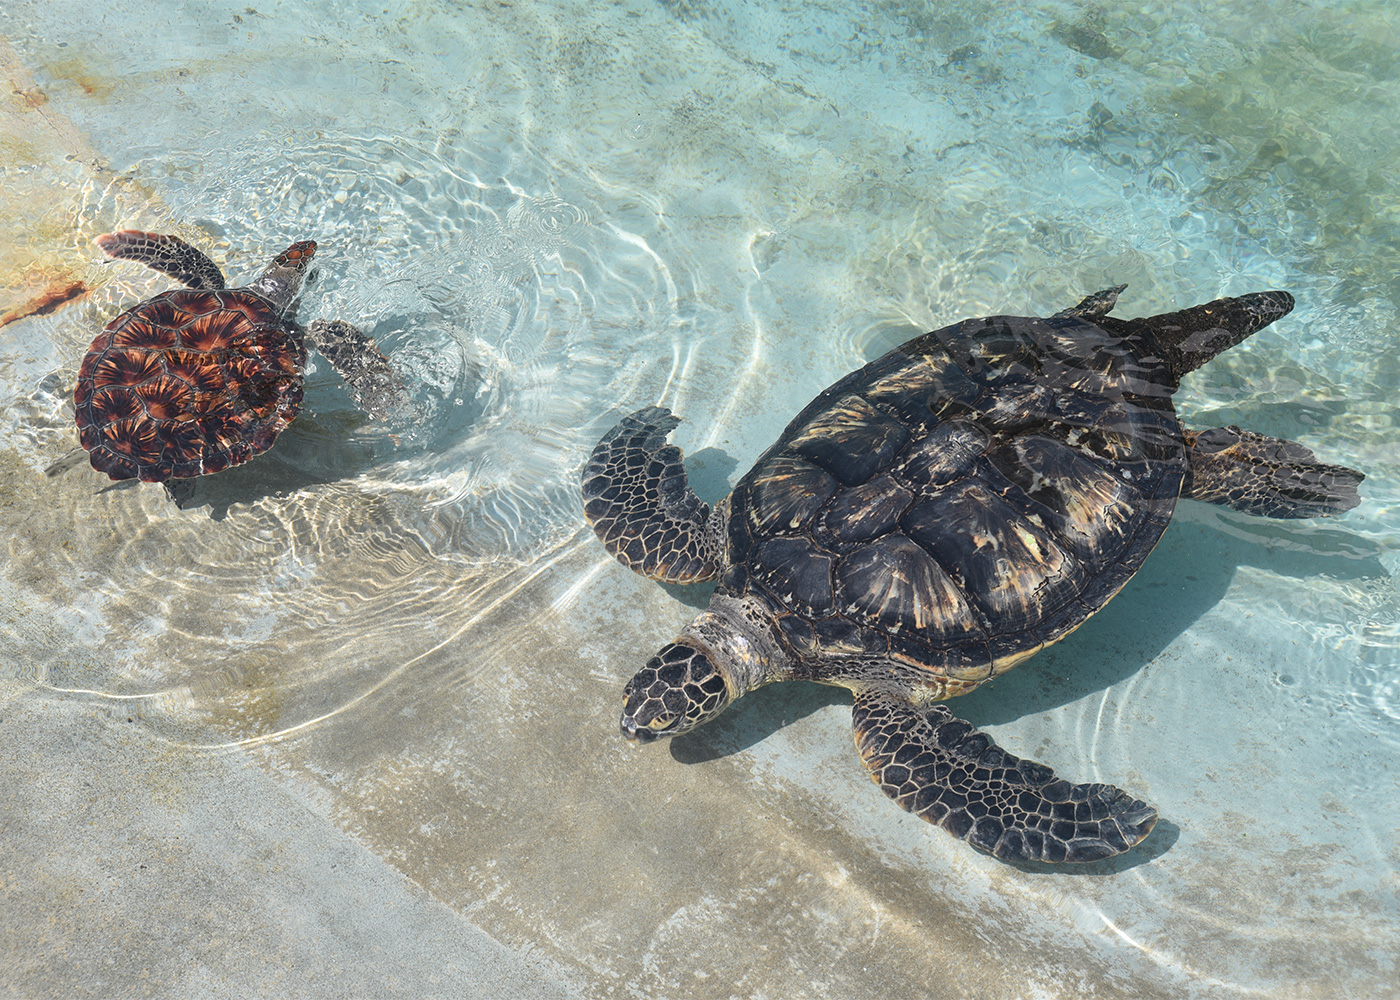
[901,480,1087,632]
[833,532,981,638]
[893,420,988,491]
[121,296,189,334]
[753,534,836,617]
[161,349,224,393]
[996,435,1142,574]
[98,452,139,480]
[863,348,980,426]
[89,386,144,423]
[87,347,163,389]
[142,376,193,419]
[181,308,250,352]
[110,316,179,350]
[103,415,159,460]
[818,474,912,544]
[744,453,839,534]
[788,394,910,486]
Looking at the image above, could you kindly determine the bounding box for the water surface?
[1,2,1397,997]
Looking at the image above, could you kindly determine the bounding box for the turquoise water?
[1,1,1397,997]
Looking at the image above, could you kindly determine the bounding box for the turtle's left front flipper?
[1183,426,1364,518]
[305,319,410,421]
[852,692,1157,863]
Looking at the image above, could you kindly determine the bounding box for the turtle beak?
[620,715,658,743]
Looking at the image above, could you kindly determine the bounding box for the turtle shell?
[722,311,1187,694]
[74,287,306,482]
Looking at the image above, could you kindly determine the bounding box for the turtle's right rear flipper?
[1183,426,1364,518]
[96,230,226,291]
[581,407,724,585]
[853,692,1157,863]
[305,319,411,421]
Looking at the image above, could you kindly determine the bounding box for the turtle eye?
[647,715,673,730]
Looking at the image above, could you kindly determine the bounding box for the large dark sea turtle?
[75,230,405,503]
[582,286,1364,863]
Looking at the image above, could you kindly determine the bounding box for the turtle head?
[255,240,317,314]
[620,641,734,742]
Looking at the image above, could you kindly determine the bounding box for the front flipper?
[96,230,226,290]
[1183,426,1363,518]
[853,692,1157,863]
[581,406,724,584]
[304,319,410,421]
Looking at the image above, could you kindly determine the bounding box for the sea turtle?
[582,286,1364,863]
[75,230,406,503]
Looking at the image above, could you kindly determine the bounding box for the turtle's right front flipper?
[96,230,226,290]
[582,406,725,584]
[304,319,411,421]
[852,692,1157,863]
[1183,426,1364,518]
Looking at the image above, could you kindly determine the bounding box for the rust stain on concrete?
[0,33,164,327]
[0,278,89,327]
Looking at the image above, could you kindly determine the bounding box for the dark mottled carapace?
[724,310,1184,692]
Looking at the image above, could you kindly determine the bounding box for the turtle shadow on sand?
[665,511,1379,871]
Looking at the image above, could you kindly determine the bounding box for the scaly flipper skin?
[1100,290,1296,381]
[96,230,226,291]
[305,319,410,421]
[581,406,724,584]
[1053,283,1127,319]
[1183,425,1364,518]
[852,692,1157,862]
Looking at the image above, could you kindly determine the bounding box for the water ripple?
[10,123,718,746]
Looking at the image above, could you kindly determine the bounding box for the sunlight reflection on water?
[2,0,1398,996]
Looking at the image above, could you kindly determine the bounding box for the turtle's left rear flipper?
[1183,426,1363,518]
[852,692,1157,863]
[305,319,410,421]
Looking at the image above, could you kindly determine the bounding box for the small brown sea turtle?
[75,230,406,502]
[582,286,1364,863]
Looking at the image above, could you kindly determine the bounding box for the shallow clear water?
[1,1,1397,997]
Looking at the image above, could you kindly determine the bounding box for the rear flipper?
[1096,289,1295,381]
[96,230,226,290]
[1054,283,1127,319]
[164,479,197,509]
[304,319,411,421]
[581,406,724,584]
[853,692,1157,863]
[1184,426,1364,518]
